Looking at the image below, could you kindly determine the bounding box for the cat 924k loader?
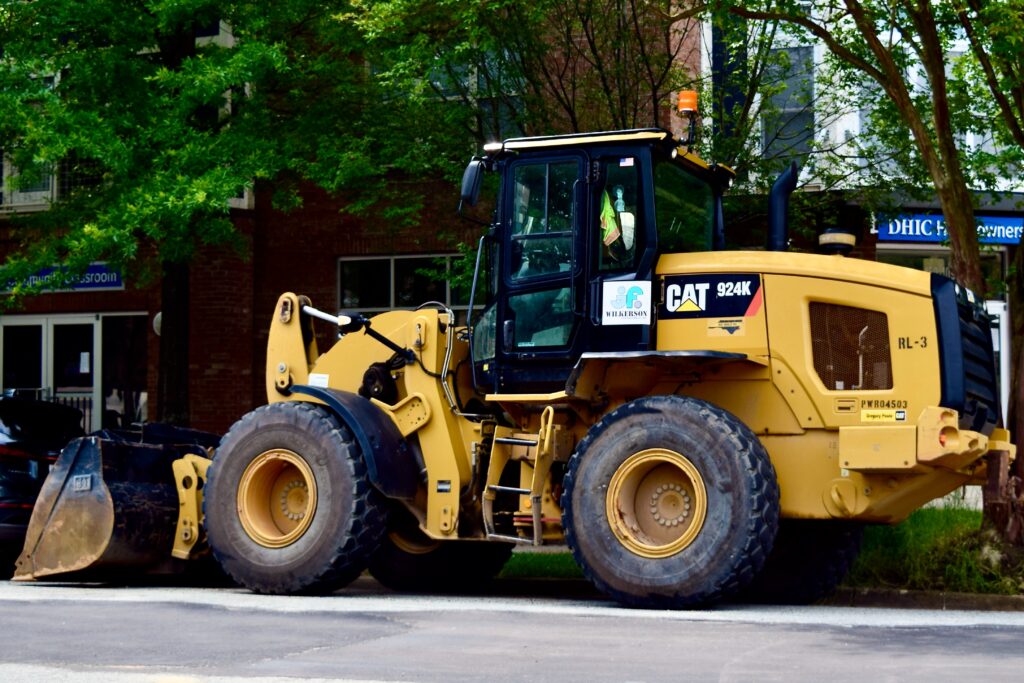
[15,121,1015,608]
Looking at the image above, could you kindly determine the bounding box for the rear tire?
[562,395,779,608]
[368,505,513,592]
[742,520,864,604]
[204,402,386,594]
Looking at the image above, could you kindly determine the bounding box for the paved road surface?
[2,578,1023,682]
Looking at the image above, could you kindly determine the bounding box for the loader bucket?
[13,436,189,580]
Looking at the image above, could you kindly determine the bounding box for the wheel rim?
[606,448,707,559]
[387,511,440,556]
[389,529,441,556]
[237,449,318,548]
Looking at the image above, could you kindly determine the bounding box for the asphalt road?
[2,578,1023,682]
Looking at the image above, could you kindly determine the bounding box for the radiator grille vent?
[809,303,892,391]
[931,276,1001,434]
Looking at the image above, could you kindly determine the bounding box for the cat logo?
[661,273,761,320]
[665,282,709,312]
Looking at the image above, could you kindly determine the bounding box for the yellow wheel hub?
[237,449,317,548]
[606,448,707,559]
[389,528,441,556]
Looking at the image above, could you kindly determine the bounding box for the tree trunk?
[934,181,985,294]
[156,259,190,426]
[728,0,1021,545]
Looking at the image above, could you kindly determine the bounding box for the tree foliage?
[0,0,937,285]
[0,0,462,294]
[0,0,468,422]
[712,0,1024,294]
[352,0,709,138]
[713,0,1024,542]
[953,1,1024,525]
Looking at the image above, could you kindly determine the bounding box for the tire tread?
[205,401,385,595]
[561,395,779,608]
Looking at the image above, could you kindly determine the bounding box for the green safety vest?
[600,191,621,246]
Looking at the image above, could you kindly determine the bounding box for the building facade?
[0,178,477,434]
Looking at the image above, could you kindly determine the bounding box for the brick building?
[0,179,477,435]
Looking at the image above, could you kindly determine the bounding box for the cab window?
[597,157,641,272]
[508,287,573,348]
[471,238,500,363]
[509,161,576,280]
[654,161,714,252]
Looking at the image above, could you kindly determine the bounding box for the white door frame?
[0,313,102,431]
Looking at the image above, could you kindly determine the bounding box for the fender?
[565,350,748,397]
[288,385,421,500]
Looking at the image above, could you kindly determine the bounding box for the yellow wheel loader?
[14,120,1015,608]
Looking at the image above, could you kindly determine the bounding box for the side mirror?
[460,158,485,209]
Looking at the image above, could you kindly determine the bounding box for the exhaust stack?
[767,161,798,251]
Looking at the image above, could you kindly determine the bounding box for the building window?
[195,19,221,39]
[1,148,54,209]
[338,254,467,318]
[762,47,815,169]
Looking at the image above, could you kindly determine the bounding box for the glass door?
[0,315,100,431]
[49,319,97,431]
[100,315,149,429]
[2,322,44,399]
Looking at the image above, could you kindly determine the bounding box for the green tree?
[0,0,455,423]
[353,0,712,138]
[355,0,910,255]
[953,0,1024,539]
[715,0,1024,542]
[715,0,1004,291]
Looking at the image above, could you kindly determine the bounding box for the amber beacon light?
[677,90,698,114]
[677,90,698,145]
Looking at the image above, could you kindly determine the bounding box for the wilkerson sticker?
[602,281,652,326]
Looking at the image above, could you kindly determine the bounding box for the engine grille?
[809,302,892,391]
[931,275,1000,435]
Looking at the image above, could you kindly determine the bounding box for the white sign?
[602,281,652,326]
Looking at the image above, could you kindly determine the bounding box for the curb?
[825,587,1024,612]
[493,578,1024,611]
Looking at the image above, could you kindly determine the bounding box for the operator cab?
[463,128,735,395]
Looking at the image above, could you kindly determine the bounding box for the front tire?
[205,402,386,594]
[562,395,779,609]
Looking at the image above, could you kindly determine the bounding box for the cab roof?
[489,128,672,152]
[483,127,726,176]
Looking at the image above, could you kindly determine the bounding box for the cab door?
[582,150,657,354]
[493,155,586,393]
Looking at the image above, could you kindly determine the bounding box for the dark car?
[0,397,85,573]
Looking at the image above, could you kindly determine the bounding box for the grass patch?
[499,551,583,580]
[844,507,1024,595]
[496,508,1024,596]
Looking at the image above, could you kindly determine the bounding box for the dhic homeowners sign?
[4,262,124,293]
[876,213,1024,245]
